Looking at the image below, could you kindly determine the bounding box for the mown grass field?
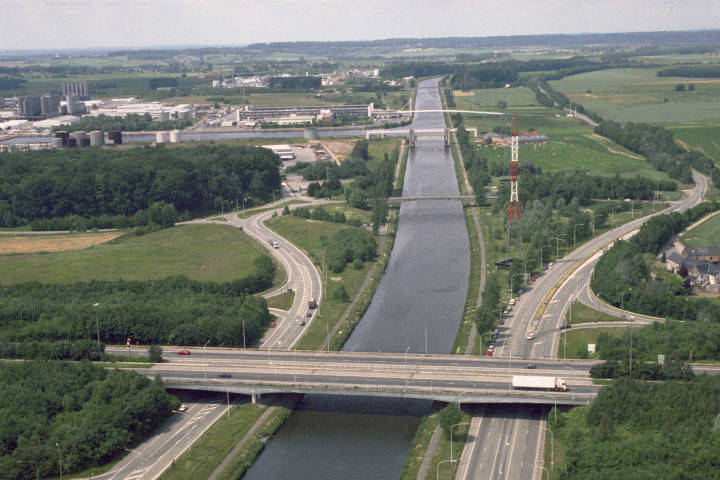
[666,119,720,162]
[0,224,272,285]
[550,68,720,124]
[558,327,625,359]
[454,86,540,108]
[680,212,720,247]
[570,302,623,324]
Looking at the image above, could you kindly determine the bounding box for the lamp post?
[124,447,146,480]
[611,206,620,227]
[573,223,584,247]
[437,459,454,480]
[630,316,634,379]
[174,410,192,452]
[540,466,550,480]
[450,422,470,462]
[272,189,279,213]
[92,302,101,358]
[683,297,689,321]
[540,245,552,270]
[220,381,230,417]
[557,235,568,256]
[535,425,554,470]
[55,443,63,480]
[242,197,248,217]
[405,346,410,390]
[241,318,246,349]
[203,339,211,381]
[591,213,595,236]
[16,460,39,480]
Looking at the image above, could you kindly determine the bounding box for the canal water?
[244,78,470,480]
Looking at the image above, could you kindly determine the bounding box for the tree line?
[54,113,192,133]
[658,65,720,78]
[550,375,720,479]
[0,144,281,228]
[0,360,178,480]
[0,256,275,349]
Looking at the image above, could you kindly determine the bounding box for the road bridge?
[366,126,477,146]
[386,195,476,205]
[139,350,599,406]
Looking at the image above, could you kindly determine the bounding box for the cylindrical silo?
[158,111,170,122]
[52,138,64,149]
[89,131,104,146]
[169,130,181,143]
[66,137,77,148]
[79,138,91,147]
[108,130,122,145]
[156,132,169,143]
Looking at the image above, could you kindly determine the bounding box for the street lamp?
[405,346,410,390]
[437,459,454,480]
[55,443,63,480]
[93,302,101,359]
[242,197,248,217]
[272,189,279,213]
[16,460,39,480]
[573,223,584,248]
[630,316,634,379]
[540,245,552,270]
[241,318,246,349]
[124,447,146,480]
[203,339,211,381]
[219,381,231,417]
[683,297,689,321]
[611,206,620,227]
[534,425,554,470]
[174,410,193,452]
[450,422,470,462]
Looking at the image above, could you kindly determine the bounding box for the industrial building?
[237,103,373,122]
[261,145,295,161]
[62,81,89,99]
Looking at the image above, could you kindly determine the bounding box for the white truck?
[511,375,567,392]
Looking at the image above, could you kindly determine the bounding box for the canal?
[243,78,470,480]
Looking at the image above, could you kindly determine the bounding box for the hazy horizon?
[1,0,719,51]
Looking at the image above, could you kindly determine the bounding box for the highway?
[457,168,707,478]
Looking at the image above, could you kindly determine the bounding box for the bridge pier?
[251,393,260,404]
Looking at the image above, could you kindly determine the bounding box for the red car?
[486,349,494,357]
[270,322,276,328]
[177,349,191,355]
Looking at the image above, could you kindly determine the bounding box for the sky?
[1,0,719,51]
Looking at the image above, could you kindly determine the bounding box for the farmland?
[680,212,720,247]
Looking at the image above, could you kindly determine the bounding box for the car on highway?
[499,319,505,325]
[503,308,511,315]
[218,372,232,378]
[526,364,537,369]
[178,404,187,412]
[509,298,516,306]
[270,322,276,328]
[548,262,554,267]
[530,274,538,282]
[526,333,536,341]
[299,319,306,326]
[177,349,191,355]
[306,311,312,317]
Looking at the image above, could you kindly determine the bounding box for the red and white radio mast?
[506,113,524,260]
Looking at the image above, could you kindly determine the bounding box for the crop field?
[0,224,270,285]
[680,212,720,247]
[550,68,720,123]
[0,232,122,254]
[454,87,540,108]
[665,120,720,162]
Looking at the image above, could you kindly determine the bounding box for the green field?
[0,224,274,285]
[666,120,720,162]
[550,68,720,124]
[569,302,623,324]
[680,212,720,247]
[454,87,540,108]
[558,327,625,359]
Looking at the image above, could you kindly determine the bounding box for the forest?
[0,361,178,480]
[0,144,281,228]
[552,376,720,479]
[0,256,275,350]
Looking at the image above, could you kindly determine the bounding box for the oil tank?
[79,138,91,147]
[156,132,169,143]
[52,138,64,149]
[158,111,170,122]
[55,131,69,145]
[66,137,77,148]
[108,130,122,145]
[89,131,104,146]
[169,130,181,143]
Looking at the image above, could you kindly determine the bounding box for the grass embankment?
[428,412,472,480]
[397,411,439,480]
[667,119,720,163]
[266,290,295,310]
[160,397,296,480]
[235,199,307,219]
[568,302,624,324]
[0,224,280,285]
[558,327,625,359]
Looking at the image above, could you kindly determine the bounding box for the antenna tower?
[506,113,524,260]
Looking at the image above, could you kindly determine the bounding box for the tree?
[675,84,685,91]
[148,345,163,363]
[332,285,350,301]
[688,83,695,91]
[497,100,507,109]
[438,403,463,436]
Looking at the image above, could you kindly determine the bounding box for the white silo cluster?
[156,130,181,143]
[89,131,105,146]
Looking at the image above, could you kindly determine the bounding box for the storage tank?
[89,131,104,146]
[108,130,122,145]
[52,138,64,149]
[156,132,169,143]
[79,137,91,147]
[55,131,69,145]
[158,111,170,122]
[66,138,77,148]
[71,130,87,141]
[169,130,181,143]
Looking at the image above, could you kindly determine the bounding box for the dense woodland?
[0,144,281,228]
[552,376,720,479]
[0,361,178,480]
[0,256,275,350]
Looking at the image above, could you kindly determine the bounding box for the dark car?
[527,364,537,369]
[218,372,232,378]
[560,324,572,330]
[306,311,312,317]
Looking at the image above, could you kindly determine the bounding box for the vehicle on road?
[299,320,306,326]
[306,311,312,317]
[218,372,232,378]
[548,262,554,267]
[509,298,516,306]
[178,404,187,412]
[512,375,567,392]
[504,308,511,314]
[486,349,494,357]
[526,364,537,369]
[308,298,317,309]
[267,238,279,248]
[488,343,495,350]
[530,274,538,282]
[517,288,524,294]
[499,319,505,325]
[177,349,191,355]
[526,333,536,341]
[270,322,276,328]
[560,324,572,330]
